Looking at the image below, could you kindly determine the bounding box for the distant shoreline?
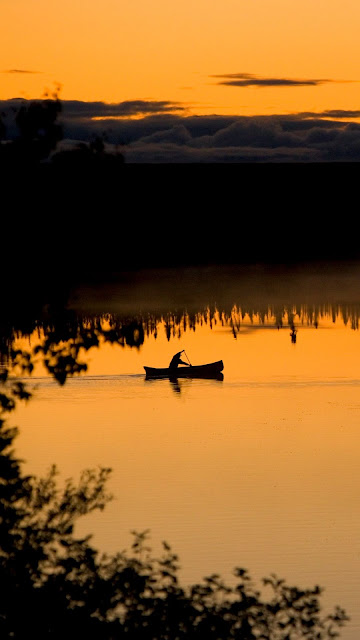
[4,160,359,284]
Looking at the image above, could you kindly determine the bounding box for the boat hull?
[144,360,224,379]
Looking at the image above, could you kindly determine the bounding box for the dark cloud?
[57,111,360,163]
[212,73,334,88]
[3,69,40,74]
[2,97,360,162]
[0,97,185,121]
[61,99,186,119]
[316,109,360,119]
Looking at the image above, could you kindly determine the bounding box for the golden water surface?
[10,263,360,640]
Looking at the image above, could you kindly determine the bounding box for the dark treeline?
[1,95,360,278]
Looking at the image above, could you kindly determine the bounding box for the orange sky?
[2,0,360,116]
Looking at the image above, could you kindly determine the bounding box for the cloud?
[316,109,360,119]
[2,69,40,74]
[109,113,360,163]
[211,73,335,88]
[56,111,360,163]
[2,97,360,163]
[61,99,187,119]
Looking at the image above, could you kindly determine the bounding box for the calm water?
[11,263,360,640]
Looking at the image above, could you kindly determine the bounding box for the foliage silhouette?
[6,309,144,385]
[0,335,350,638]
[0,94,62,166]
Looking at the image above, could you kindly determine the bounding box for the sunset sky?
[2,0,360,161]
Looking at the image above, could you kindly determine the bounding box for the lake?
[10,261,360,640]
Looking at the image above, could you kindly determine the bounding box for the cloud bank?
[2,97,360,163]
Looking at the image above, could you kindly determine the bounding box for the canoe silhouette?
[144,360,224,379]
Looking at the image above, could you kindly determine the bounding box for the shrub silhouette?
[0,95,62,166]
[0,93,124,168]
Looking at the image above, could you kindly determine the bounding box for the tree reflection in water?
[0,295,355,637]
[2,300,360,377]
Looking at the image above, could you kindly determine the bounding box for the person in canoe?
[169,350,191,369]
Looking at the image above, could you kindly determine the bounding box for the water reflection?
[169,378,181,394]
[144,374,224,395]
[4,302,360,377]
[4,302,360,350]
[169,374,224,394]
[3,262,360,383]
[3,263,360,640]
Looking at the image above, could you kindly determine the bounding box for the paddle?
[183,350,192,366]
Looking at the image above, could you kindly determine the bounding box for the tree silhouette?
[0,92,124,168]
[0,94,62,166]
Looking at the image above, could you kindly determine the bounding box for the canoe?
[144,360,224,379]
